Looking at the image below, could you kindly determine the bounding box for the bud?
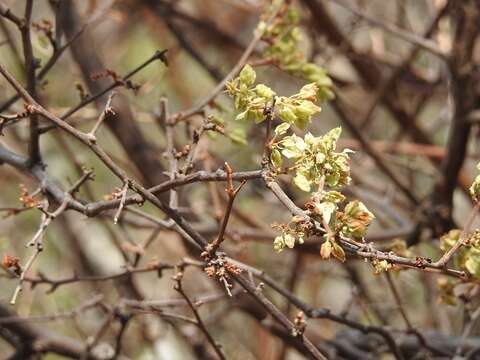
[255,84,275,100]
[320,240,332,259]
[239,64,256,86]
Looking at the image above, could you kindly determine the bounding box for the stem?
[433,201,480,267]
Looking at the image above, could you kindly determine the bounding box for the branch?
[327,0,447,59]
[173,271,226,360]
[172,4,282,122]
[433,201,480,267]
[0,3,22,27]
[204,163,246,258]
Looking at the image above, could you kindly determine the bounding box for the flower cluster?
[226,65,321,129]
[272,215,312,251]
[270,128,375,255]
[271,127,352,191]
[440,229,480,277]
[315,196,375,259]
[256,0,334,102]
[19,184,39,208]
[226,29,375,260]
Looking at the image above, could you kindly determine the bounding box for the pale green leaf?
[274,123,291,137]
[294,172,311,192]
[239,64,256,86]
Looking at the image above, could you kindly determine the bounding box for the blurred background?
[1,0,480,359]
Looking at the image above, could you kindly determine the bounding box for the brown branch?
[0,295,103,325]
[173,271,226,360]
[38,49,168,134]
[204,163,246,258]
[0,2,22,27]
[262,175,468,279]
[86,91,116,141]
[10,195,70,304]
[232,273,328,360]
[385,272,412,330]
[11,260,191,293]
[327,0,447,59]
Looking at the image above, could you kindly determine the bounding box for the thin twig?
[113,182,129,224]
[0,295,103,324]
[204,163,246,258]
[433,201,480,267]
[173,272,226,360]
[327,0,447,59]
[86,91,116,141]
[385,272,412,330]
[172,4,282,122]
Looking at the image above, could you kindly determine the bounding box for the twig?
[123,289,235,309]
[233,273,328,360]
[112,310,131,359]
[327,0,447,59]
[159,98,178,209]
[433,201,480,267]
[180,122,222,175]
[263,177,308,219]
[113,182,129,224]
[38,50,168,134]
[10,195,70,304]
[385,272,412,330]
[173,271,226,360]
[68,168,95,195]
[0,13,87,116]
[204,163,246,258]
[86,91,116,142]
[83,306,116,358]
[83,169,262,217]
[19,0,42,165]
[0,3,22,27]
[8,166,96,304]
[9,246,41,305]
[0,295,103,324]
[172,3,282,122]
[9,261,189,293]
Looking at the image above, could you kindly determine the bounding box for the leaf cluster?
[271,127,352,192]
[226,65,321,129]
[256,0,334,102]
[440,229,480,278]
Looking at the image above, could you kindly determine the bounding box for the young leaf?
[255,84,276,100]
[314,201,336,224]
[274,235,285,252]
[271,148,283,169]
[278,104,298,124]
[239,64,256,86]
[299,83,319,101]
[320,240,332,259]
[284,233,296,248]
[228,127,247,145]
[332,242,346,262]
[294,172,312,192]
[274,123,291,137]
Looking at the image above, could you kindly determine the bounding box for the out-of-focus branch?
[327,0,447,59]
[0,302,102,359]
[431,1,480,231]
